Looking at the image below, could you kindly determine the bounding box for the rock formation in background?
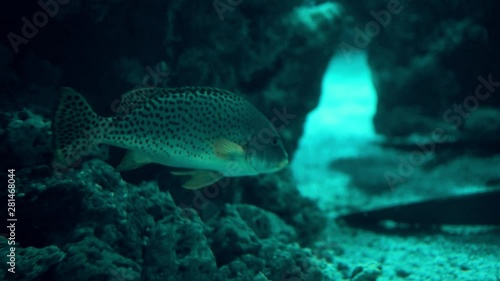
[336,0,500,141]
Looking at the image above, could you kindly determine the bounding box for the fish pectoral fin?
[213,138,245,160]
[171,170,224,189]
[115,151,153,172]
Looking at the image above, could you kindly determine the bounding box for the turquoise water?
[1,0,499,280]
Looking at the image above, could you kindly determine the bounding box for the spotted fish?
[53,87,289,189]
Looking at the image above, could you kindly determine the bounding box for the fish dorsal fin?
[119,88,166,109]
[115,150,153,172]
[120,87,241,109]
[171,170,224,189]
[213,138,245,160]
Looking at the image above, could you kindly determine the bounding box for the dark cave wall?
[334,0,500,140]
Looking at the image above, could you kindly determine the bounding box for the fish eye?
[271,137,279,146]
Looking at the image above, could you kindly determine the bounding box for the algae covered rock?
[336,0,500,138]
[1,110,52,170]
[208,203,297,265]
[210,204,340,281]
[1,159,219,280]
[55,236,141,281]
[143,198,216,281]
[0,242,65,281]
[241,174,327,245]
[350,262,383,281]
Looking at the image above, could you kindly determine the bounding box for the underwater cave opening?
[291,52,380,202]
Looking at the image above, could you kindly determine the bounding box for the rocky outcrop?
[0,159,338,280]
[336,0,500,139]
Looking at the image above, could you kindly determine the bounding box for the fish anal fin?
[213,138,245,160]
[171,170,223,189]
[115,151,153,172]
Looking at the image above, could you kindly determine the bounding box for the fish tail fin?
[53,87,111,165]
